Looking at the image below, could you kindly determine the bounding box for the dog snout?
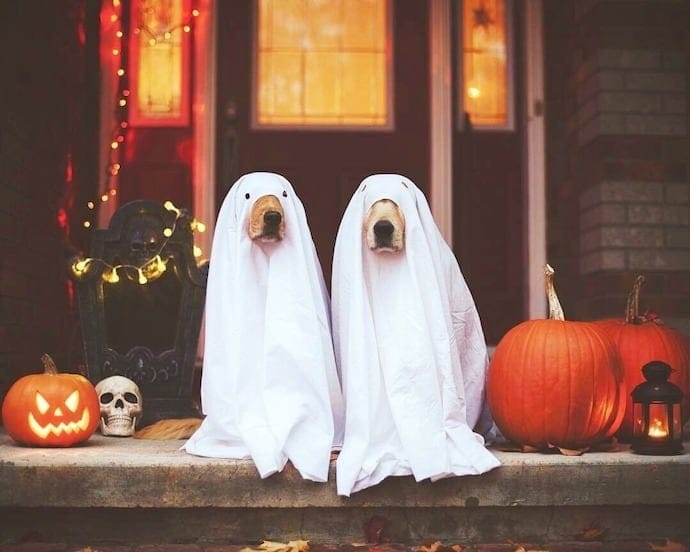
[364,199,405,253]
[264,210,282,226]
[248,194,286,242]
[373,220,394,238]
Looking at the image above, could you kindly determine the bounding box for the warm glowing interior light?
[130,0,189,125]
[193,245,202,258]
[256,0,389,126]
[461,0,509,127]
[103,267,120,283]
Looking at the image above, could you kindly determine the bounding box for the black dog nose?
[264,210,282,225]
[373,220,394,237]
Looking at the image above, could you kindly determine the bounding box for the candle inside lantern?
[647,418,668,439]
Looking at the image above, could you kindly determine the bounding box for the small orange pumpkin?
[596,275,690,441]
[487,264,625,454]
[1,354,99,447]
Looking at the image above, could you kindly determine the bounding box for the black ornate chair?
[69,200,209,427]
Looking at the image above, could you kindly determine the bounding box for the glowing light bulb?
[192,9,200,17]
[103,267,120,284]
[119,98,127,107]
[101,194,109,202]
[112,48,120,56]
[110,188,118,196]
[193,245,202,258]
[83,221,91,228]
[195,221,206,233]
[467,86,481,99]
[164,31,172,40]
[183,25,191,33]
[163,228,173,238]
[148,38,157,46]
[87,201,95,209]
[110,141,119,150]
[72,259,89,274]
[117,68,125,77]
[116,31,123,38]
[138,269,148,285]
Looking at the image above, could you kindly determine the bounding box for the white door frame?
[429,0,546,323]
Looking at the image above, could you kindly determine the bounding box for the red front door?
[216,1,429,280]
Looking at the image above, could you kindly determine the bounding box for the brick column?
[563,0,690,335]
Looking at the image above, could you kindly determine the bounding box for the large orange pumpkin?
[1,354,99,447]
[487,264,625,454]
[596,275,690,442]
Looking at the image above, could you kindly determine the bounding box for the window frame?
[250,0,395,132]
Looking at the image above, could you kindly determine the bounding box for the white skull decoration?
[95,375,143,436]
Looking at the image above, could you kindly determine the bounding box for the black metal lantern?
[631,360,684,455]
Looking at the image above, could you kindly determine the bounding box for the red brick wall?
[0,1,95,402]
[546,0,690,336]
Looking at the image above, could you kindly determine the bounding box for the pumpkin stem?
[624,275,645,324]
[41,354,59,375]
[545,264,565,321]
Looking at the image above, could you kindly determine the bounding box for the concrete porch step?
[1,431,689,549]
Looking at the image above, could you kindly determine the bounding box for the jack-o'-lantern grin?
[27,390,92,439]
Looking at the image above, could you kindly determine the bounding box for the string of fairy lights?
[73,0,205,286]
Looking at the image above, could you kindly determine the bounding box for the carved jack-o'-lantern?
[1,354,100,447]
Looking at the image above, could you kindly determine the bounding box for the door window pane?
[256,0,391,127]
[129,0,191,126]
[460,0,512,129]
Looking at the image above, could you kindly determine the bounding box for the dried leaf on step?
[577,521,607,541]
[555,445,589,456]
[241,540,310,552]
[417,541,444,552]
[649,539,688,552]
[520,444,540,453]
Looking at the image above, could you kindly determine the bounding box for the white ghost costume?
[332,174,500,496]
[184,172,344,483]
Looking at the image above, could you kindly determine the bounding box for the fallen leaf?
[417,541,444,552]
[649,539,688,552]
[577,521,607,541]
[241,540,310,552]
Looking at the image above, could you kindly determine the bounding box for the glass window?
[255,0,391,128]
[460,0,513,130]
[129,0,191,126]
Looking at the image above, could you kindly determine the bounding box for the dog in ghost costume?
[183,172,344,483]
[332,174,500,496]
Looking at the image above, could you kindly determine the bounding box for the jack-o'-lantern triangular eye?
[65,390,80,412]
[35,392,50,415]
